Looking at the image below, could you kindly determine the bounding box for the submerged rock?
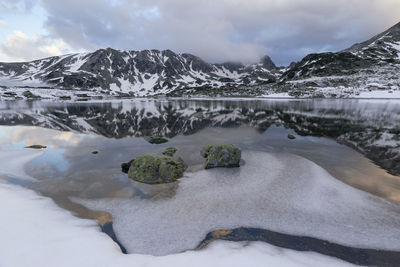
[25,145,47,149]
[201,144,241,169]
[145,136,169,144]
[128,155,187,184]
[92,150,99,154]
[162,147,177,157]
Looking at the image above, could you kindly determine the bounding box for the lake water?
[1,98,400,265]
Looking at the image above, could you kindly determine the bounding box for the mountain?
[281,22,400,97]
[0,48,281,97]
[1,21,400,99]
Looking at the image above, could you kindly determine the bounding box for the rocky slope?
[281,22,400,97]
[0,49,281,97]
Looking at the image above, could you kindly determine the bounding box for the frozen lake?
[1,98,400,266]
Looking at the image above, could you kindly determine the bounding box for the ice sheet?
[0,183,355,267]
[77,151,400,255]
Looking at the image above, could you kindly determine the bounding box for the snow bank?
[0,149,43,180]
[0,183,355,267]
[354,90,400,99]
[77,151,400,255]
[260,92,292,98]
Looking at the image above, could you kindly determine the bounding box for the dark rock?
[25,145,47,149]
[59,96,72,100]
[162,147,177,157]
[22,90,40,99]
[145,136,168,144]
[288,134,296,139]
[121,159,135,174]
[201,144,241,169]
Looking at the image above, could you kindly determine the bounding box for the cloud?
[4,0,400,65]
[0,20,6,27]
[0,0,35,14]
[0,31,70,62]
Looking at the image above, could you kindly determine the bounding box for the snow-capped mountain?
[0,49,281,96]
[1,21,400,98]
[280,22,400,97]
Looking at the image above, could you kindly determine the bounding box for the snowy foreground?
[0,184,356,267]
[0,150,357,267]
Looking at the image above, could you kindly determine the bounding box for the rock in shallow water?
[121,159,135,174]
[145,136,169,144]
[128,155,187,184]
[25,145,47,149]
[162,147,177,157]
[201,144,241,169]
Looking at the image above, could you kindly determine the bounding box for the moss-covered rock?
[201,144,241,169]
[145,136,168,144]
[288,134,296,139]
[162,147,177,157]
[128,155,187,184]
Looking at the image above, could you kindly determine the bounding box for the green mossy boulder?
[162,147,177,157]
[201,144,241,169]
[145,136,169,144]
[128,155,187,184]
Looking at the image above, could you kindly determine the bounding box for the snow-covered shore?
[0,183,355,267]
[2,84,400,101]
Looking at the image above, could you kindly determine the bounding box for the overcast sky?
[0,0,399,65]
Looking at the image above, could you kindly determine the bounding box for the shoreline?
[101,220,400,266]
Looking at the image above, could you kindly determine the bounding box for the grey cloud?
[0,31,69,62]
[36,0,400,65]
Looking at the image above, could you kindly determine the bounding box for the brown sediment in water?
[52,195,113,226]
[51,195,127,253]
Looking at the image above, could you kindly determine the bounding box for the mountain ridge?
[0,48,282,97]
[1,20,400,98]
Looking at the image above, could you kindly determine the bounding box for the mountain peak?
[260,55,277,69]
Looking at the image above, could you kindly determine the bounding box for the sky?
[0,0,399,66]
